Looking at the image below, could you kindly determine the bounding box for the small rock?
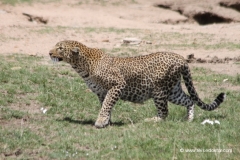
[186,54,196,63]
[122,38,141,45]
[30,53,37,56]
[102,39,110,42]
[196,58,207,63]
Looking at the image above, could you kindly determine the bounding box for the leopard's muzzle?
[49,51,63,62]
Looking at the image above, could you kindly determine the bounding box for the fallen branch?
[22,13,48,24]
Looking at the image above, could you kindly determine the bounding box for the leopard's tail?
[182,63,226,111]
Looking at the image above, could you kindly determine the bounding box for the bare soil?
[0,0,239,75]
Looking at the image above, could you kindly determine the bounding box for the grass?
[74,0,138,6]
[0,0,137,6]
[2,23,239,53]
[0,0,60,5]
[37,26,237,56]
[151,32,240,51]
[29,26,139,36]
[0,0,33,5]
[0,54,239,159]
[31,26,240,51]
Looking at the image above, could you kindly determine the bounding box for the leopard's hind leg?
[168,81,195,121]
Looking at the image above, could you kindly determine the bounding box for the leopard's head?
[49,40,81,63]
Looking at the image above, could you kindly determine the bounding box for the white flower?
[208,120,214,125]
[40,107,47,114]
[223,79,228,82]
[201,119,212,125]
[201,119,220,125]
[214,120,220,124]
[111,145,117,150]
[42,109,47,114]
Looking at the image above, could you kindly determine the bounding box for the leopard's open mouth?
[51,57,63,62]
[49,51,63,62]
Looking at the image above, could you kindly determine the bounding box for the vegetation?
[0,0,136,6]
[1,0,239,158]
[0,54,239,159]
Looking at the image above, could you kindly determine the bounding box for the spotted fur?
[49,40,225,128]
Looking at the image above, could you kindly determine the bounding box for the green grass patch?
[82,27,140,35]
[0,54,239,159]
[11,25,239,51]
[0,0,34,5]
[0,0,60,5]
[30,26,140,36]
[74,0,138,6]
[147,32,240,51]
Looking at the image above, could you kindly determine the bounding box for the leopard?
[49,40,226,128]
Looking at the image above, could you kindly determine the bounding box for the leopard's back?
[109,52,186,103]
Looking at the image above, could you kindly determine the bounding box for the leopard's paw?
[95,117,109,128]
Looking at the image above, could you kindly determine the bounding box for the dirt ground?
[0,0,239,75]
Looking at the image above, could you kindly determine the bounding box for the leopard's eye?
[58,47,64,50]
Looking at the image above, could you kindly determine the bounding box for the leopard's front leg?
[95,81,125,128]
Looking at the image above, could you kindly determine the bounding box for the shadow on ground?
[60,117,125,127]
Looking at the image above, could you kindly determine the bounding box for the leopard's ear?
[70,47,80,55]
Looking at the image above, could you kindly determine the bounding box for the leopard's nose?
[49,52,53,56]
